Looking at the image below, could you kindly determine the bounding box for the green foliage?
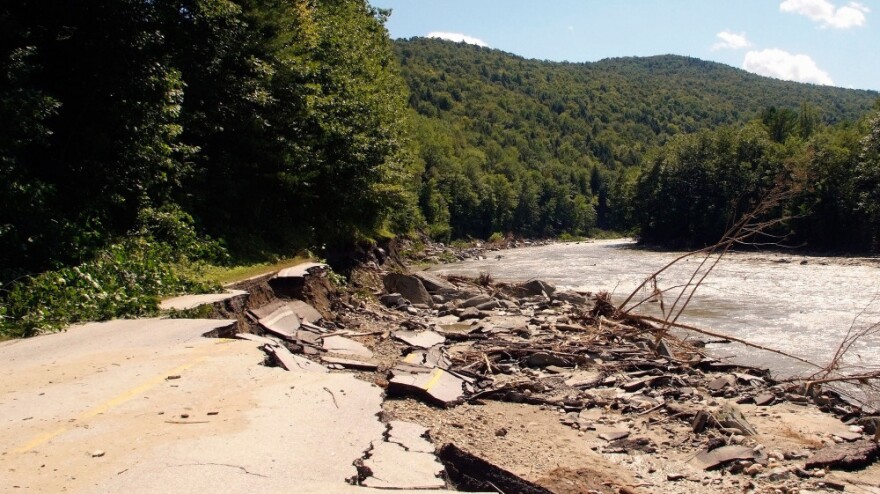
[633,106,880,252]
[394,38,877,240]
[855,111,880,249]
[0,237,219,338]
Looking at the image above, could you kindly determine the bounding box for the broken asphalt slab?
[389,368,466,407]
[159,290,248,311]
[805,439,880,471]
[361,441,446,489]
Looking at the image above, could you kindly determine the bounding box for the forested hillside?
[0,0,419,335]
[396,38,879,243]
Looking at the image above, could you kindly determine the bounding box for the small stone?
[495,427,508,437]
[91,450,105,458]
[768,450,785,461]
[667,473,686,481]
[745,463,764,476]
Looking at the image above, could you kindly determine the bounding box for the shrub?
[0,234,220,338]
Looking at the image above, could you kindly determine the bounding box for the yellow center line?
[13,339,239,454]
[423,368,445,391]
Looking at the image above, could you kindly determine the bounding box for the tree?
[856,111,880,250]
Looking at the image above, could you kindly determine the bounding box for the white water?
[431,239,880,385]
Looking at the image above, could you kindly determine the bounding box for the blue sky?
[371,0,880,91]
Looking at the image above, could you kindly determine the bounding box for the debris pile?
[220,261,880,493]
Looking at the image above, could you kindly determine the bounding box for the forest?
[395,38,880,248]
[1,2,879,335]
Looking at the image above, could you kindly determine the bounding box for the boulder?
[413,271,456,293]
[553,290,588,305]
[459,294,494,308]
[383,273,433,307]
[380,293,409,308]
[521,279,556,298]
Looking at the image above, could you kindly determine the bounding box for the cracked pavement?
[1,317,453,493]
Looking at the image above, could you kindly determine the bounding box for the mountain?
[394,37,879,239]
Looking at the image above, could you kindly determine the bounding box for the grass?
[197,255,313,285]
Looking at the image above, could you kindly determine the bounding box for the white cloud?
[780,0,869,29]
[743,48,834,85]
[712,30,752,50]
[426,31,489,47]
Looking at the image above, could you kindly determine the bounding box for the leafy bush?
[0,237,219,338]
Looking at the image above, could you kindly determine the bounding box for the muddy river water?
[431,239,880,388]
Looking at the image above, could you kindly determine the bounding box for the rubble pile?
[220,262,880,493]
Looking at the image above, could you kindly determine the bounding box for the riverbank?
[331,262,880,493]
[205,256,880,492]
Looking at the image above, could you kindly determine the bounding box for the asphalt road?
[1,317,452,493]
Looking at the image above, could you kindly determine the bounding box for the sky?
[371,0,880,91]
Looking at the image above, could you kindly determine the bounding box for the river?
[431,239,880,400]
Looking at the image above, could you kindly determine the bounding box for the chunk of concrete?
[388,368,465,407]
[805,439,880,471]
[400,347,451,370]
[320,356,379,371]
[264,344,328,373]
[383,273,433,307]
[322,336,373,359]
[250,301,302,340]
[692,445,756,470]
[289,300,323,324]
[361,441,445,489]
[393,330,446,349]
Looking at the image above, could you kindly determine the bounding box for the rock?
[620,376,660,392]
[525,352,571,368]
[805,439,880,471]
[379,293,408,308]
[520,279,556,298]
[707,374,736,392]
[745,463,764,476]
[383,273,433,307]
[856,416,880,435]
[553,290,587,305]
[763,466,790,481]
[598,430,630,442]
[754,393,776,406]
[832,430,863,442]
[667,473,686,481]
[459,294,493,308]
[412,271,456,293]
[91,450,106,458]
[475,300,504,311]
[718,403,757,436]
[457,307,483,320]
